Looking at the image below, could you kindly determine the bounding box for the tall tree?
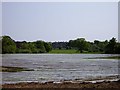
[2,36,16,53]
[44,42,52,52]
[68,38,87,53]
[76,38,87,53]
[35,40,46,53]
[105,37,116,54]
[114,43,120,54]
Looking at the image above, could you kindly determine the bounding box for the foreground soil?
[2,80,120,89]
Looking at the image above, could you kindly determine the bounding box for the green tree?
[105,37,116,54]
[76,38,87,53]
[68,40,75,49]
[87,43,99,52]
[2,36,16,53]
[93,40,108,53]
[114,43,120,54]
[35,40,46,53]
[68,38,87,53]
[16,41,32,53]
[44,42,52,52]
[27,42,37,53]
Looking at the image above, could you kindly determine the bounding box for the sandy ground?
[2,80,120,89]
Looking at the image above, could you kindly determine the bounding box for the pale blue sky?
[2,2,118,42]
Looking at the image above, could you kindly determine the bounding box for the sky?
[0,2,1,61]
[2,2,118,42]
[118,2,120,42]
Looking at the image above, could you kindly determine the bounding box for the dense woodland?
[2,36,52,53]
[2,36,120,54]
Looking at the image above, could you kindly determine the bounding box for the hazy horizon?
[2,2,118,42]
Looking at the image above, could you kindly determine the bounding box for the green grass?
[49,49,102,54]
[49,49,78,54]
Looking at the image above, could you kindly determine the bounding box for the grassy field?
[49,49,78,54]
[49,49,102,54]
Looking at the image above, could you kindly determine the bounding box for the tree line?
[68,38,120,54]
[52,38,120,54]
[2,36,52,54]
[2,36,120,54]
